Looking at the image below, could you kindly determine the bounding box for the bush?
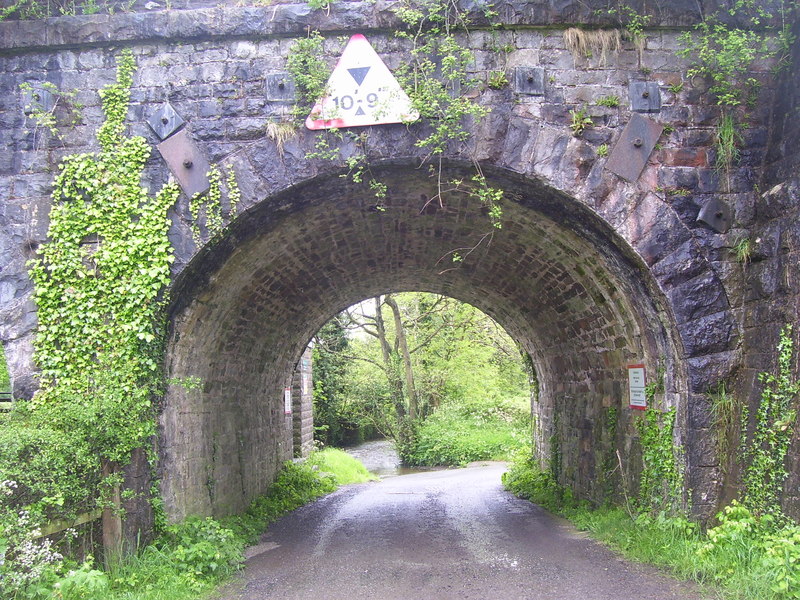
[162,518,243,588]
[405,397,530,466]
[501,456,572,512]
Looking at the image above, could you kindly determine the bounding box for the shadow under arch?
[160,159,687,522]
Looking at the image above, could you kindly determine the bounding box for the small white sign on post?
[628,364,647,410]
[284,387,292,415]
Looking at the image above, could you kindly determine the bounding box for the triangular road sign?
[306,34,420,130]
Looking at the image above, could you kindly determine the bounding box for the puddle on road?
[343,439,441,478]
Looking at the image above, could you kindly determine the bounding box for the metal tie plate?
[156,128,210,198]
[148,102,185,140]
[629,81,661,113]
[514,67,546,96]
[22,85,56,115]
[265,73,297,103]
[697,197,732,233]
[605,113,663,182]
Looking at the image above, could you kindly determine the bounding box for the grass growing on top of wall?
[503,455,800,600]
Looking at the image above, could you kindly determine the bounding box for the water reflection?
[344,439,441,478]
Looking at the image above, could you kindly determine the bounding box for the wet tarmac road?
[216,463,706,600]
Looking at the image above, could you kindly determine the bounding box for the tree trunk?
[384,294,417,419]
[374,296,405,418]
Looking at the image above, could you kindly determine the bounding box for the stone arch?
[159,158,715,522]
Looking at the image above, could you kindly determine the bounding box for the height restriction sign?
[305,34,419,130]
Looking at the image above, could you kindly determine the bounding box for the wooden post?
[101,458,123,566]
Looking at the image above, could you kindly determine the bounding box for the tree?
[311,318,349,446]
[319,293,531,460]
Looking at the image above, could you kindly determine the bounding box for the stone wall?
[292,347,314,458]
[0,2,795,523]
[744,16,800,519]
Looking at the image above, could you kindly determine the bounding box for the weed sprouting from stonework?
[563,28,622,66]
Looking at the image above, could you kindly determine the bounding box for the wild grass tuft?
[305,448,378,485]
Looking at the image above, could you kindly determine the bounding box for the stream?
[343,439,440,478]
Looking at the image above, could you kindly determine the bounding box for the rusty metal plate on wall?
[148,102,185,140]
[265,73,296,103]
[629,81,661,113]
[697,197,732,233]
[156,128,210,198]
[514,67,545,95]
[605,113,663,182]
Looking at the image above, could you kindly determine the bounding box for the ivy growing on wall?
[633,365,684,515]
[635,407,684,514]
[740,325,799,517]
[3,49,179,529]
[188,165,240,245]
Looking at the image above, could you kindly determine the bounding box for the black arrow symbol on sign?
[348,67,371,86]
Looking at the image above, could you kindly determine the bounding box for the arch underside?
[161,162,684,521]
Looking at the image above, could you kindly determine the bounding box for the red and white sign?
[628,364,647,410]
[306,34,419,130]
[284,387,292,415]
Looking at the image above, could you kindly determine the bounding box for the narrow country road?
[216,464,706,600]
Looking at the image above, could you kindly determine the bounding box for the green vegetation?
[668,82,684,93]
[19,82,82,149]
[1,50,180,563]
[710,382,738,477]
[406,397,530,466]
[594,3,651,64]
[596,95,620,108]
[312,293,532,466]
[1,454,370,599]
[0,344,9,395]
[740,325,799,517]
[286,32,329,120]
[505,457,800,600]
[596,143,609,157]
[569,106,593,136]
[677,0,797,183]
[188,165,240,245]
[0,47,185,598]
[1,0,134,19]
[635,407,683,514]
[286,0,505,257]
[715,112,743,175]
[305,448,378,484]
[487,70,509,89]
[733,236,753,264]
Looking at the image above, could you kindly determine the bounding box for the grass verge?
[502,456,800,600]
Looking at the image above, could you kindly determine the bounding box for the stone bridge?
[0,0,798,534]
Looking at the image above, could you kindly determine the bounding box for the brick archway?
[160,160,700,521]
